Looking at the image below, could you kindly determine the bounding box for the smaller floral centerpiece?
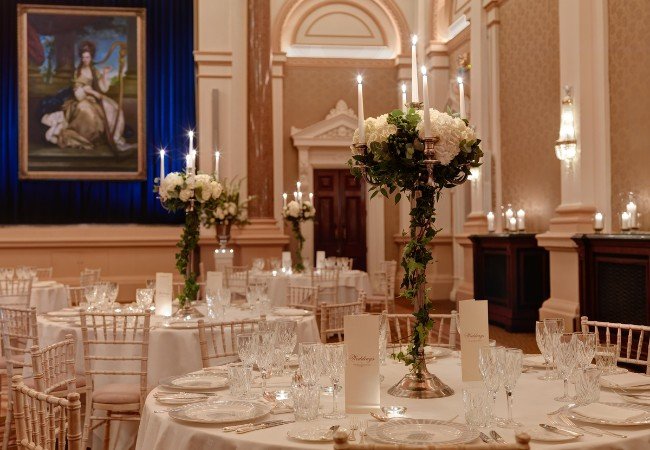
[281,186,316,272]
[201,178,253,249]
[155,172,222,312]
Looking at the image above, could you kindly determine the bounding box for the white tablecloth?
[251,270,372,307]
[136,356,650,450]
[0,281,68,313]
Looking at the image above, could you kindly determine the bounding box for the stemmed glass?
[543,318,564,379]
[217,288,231,310]
[555,333,577,402]
[573,332,596,370]
[102,282,119,311]
[299,342,323,387]
[135,288,154,312]
[252,331,276,395]
[274,320,298,374]
[237,333,257,369]
[479,345,506,425]
[322,343,346,419]
[500,348,523,428]
[536,321,554,380]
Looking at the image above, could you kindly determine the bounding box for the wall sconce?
[555,86,577,163]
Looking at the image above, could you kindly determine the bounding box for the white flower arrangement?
[156,172,222,211]
[282,200,316,222]
[201,178,253,227]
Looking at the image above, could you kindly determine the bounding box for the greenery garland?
[175,206,200,307]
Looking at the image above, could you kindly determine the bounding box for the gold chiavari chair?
[30,334,84,395]
[366,260,397,313]
[332,430,531,449]
[80,311,151,450]
[197,319,260,368]
[581,316,650,374]
[79,268,101,287]
[11,375,82,450]
[311,267,340,303]
[66,285,85,308]
[34,267,53,280]
[0,306,39,450]
[386,311,458,354]
[225,266,249,301]
[288,285,320,313]
[0,279,33,307]
[319,291,366,343]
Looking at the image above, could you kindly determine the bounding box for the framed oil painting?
[17,5,146,180]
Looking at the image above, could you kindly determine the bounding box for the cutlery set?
[223,419,294,434]
[478,430,507,444]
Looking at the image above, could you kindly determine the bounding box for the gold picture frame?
[17,4,146,180]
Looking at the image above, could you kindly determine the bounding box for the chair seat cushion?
[92,383,141,404]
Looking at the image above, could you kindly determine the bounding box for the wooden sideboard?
[573,234,650,326]
[470,233,550,332]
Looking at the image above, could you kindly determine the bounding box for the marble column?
[247,0,274,219]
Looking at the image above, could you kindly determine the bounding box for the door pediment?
[291,100,358,148]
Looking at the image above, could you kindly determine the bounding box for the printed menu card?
[281,251,292,270]
[316,251,326,268]
[206,271,223,294]
[344,314,380,413]
[155,272,173,316]
[459,299,490,381]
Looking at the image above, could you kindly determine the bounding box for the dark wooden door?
[313,169,367,270]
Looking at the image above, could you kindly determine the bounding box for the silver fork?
[348,417,358,441]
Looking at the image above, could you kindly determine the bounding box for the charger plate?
[159,373,228,391]
[169,400,270,424]
[367,419,479,445]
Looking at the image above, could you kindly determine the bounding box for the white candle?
[411,35,419,103]
[356,75,365,143]
[457,77,466,119]
[401,83,407,112]
[214,150,220,179]
[509,217,517,232]
[188,130,194,154]
[516,209,526,231]
[298,191,302,203]
[282,193,287,208]
[626,201,637,228]
[421,66,431,138]
[487,212,495,232]
[159,148,165,180]
[621,212,630,231]
[309,192,313,203]
[296,181,301,193]
[594,212,604,231]
[293,191,298,201]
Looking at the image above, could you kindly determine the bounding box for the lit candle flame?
[356,74,363,84]
[411,34,418,45]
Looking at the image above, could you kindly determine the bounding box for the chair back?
[79,269,101,287]
[0,279,33,306]
[66,285,85,308]
[30,334,77,395]
[386,310,457,352]
[311,268,340,303]
[0,306,39,376]
[80,312,150,410]
[35,267,53,280]
[581,316,650,374]
[332,430,530,449]
[367,261,397,313]
[197,319,260,368]
[319,291,366,343]
[11,375,82,450]
[225,266,249,299]
[288,285,319,312]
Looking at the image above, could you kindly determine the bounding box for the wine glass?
[217,288,231,310]
[573,332,596,370]
[555,333,578,402]
[299,342,323,387]
[322,343,346,419]
[135,288,154,312]
[237,333,257,369]
[102,282,119,311]
[535,320,554,380]
[479,345,506,425]
[543,318,564,379]
[274,320,298,374]
[500,348,523,428]
[253,331,276,395]
[84,285,98,311]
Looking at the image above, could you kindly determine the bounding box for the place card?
[206,271,223,294]
[316,251,326,269]
[281,251,292,271]
[155,272,173,316]
[344,314,380,413]
[459,299,490,381]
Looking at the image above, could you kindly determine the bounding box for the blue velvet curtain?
[0,0,194,224]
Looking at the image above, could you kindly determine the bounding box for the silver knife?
[236,420,294,434]
[223,420,285,432]
[539,424,583,437]
[478,432,493,443]
[490,430,507,443]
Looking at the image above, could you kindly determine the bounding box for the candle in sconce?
[457,77,466,119]
[594,212,604,232]
[621,212,631,231]
[421,66,431,138]
[185,154,192,174]
[401,83,407,112]
[487,212,495,232]
[516,209,526,231]
[509,217,517,232]
[410,35,419,102]
[293,191,298,201]
[296,181,301,193]
[188,130,194,154]
[626,201,637,228]
[214,150,220,179]
[357,75,365,143]
[282,193,287,208]
[159,148,165,180]
[309,192,313,203]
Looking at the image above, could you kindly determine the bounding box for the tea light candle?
[594,212,604,232]
[487,212,495,232]
[621,212,631,231]
[381,405,407,418]
[275,389,290,401]
[516,209,526,231]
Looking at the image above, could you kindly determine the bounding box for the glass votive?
[381,405,407,418]
[227,363,253,398]
[291,384,320,421]
[594,344,618,374]
[463,387,491,427]
[575,367,601,405]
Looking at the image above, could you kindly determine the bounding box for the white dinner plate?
[169,400,270,424]
[154,392,210,406]
[424,346,452,359]
[518,426,578,443]
[272,307,311,317]
[287,426,347,442]
[600,374,650,391]
[566,402,650,426]
[159,374,228,391]
[367,419,479,445]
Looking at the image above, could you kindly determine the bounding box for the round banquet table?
[250,270,372,307]
[37,305,320,389]
[0,280,68,313]
[136,356,650,450]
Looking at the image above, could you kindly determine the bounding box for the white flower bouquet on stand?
[281,195,316,273]
[201,178,253,249]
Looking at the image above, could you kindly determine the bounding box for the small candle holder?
[593,212,604,233]
[381,405,407,418]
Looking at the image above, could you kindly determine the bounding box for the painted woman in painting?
[41,41,134,152]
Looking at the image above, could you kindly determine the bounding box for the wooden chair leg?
[2,394,12,450]
[102,411,112,450]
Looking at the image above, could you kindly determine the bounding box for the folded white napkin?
[602,372,650,388]
[573,402,646,422]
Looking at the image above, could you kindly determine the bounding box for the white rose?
[215,207,225,220]
[179,189,193,202]
[287,201,300,218]
[210,181,223,199]
[194,174,212,203]
[227,202,237,215]
[416,109,465,165]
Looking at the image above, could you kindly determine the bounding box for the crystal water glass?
[227,363,255,399]
[291,384,320,421]
[479,345,506,425]
[237,333,257,369]
[555,333,577,402]
[573,332,596,370]
[135,288,154,312]
[322,343,346,419]
[595,344,618,374]
[463,386,492,427]
[273,320,298,373]
[575,367,601,405]
[299,342,324,387]
[253,331,276,395]
[500,348,523,428]
[543,318,565,380]
[535,320,554,380]
[100,282,118,311]
[217,288,231,309]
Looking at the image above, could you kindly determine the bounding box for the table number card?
[206,271,223,294]
[155,272,173,316]
[459,299,490,381]
[281,252,292,271]
[344,314,380,413]
[316,251,326,269]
